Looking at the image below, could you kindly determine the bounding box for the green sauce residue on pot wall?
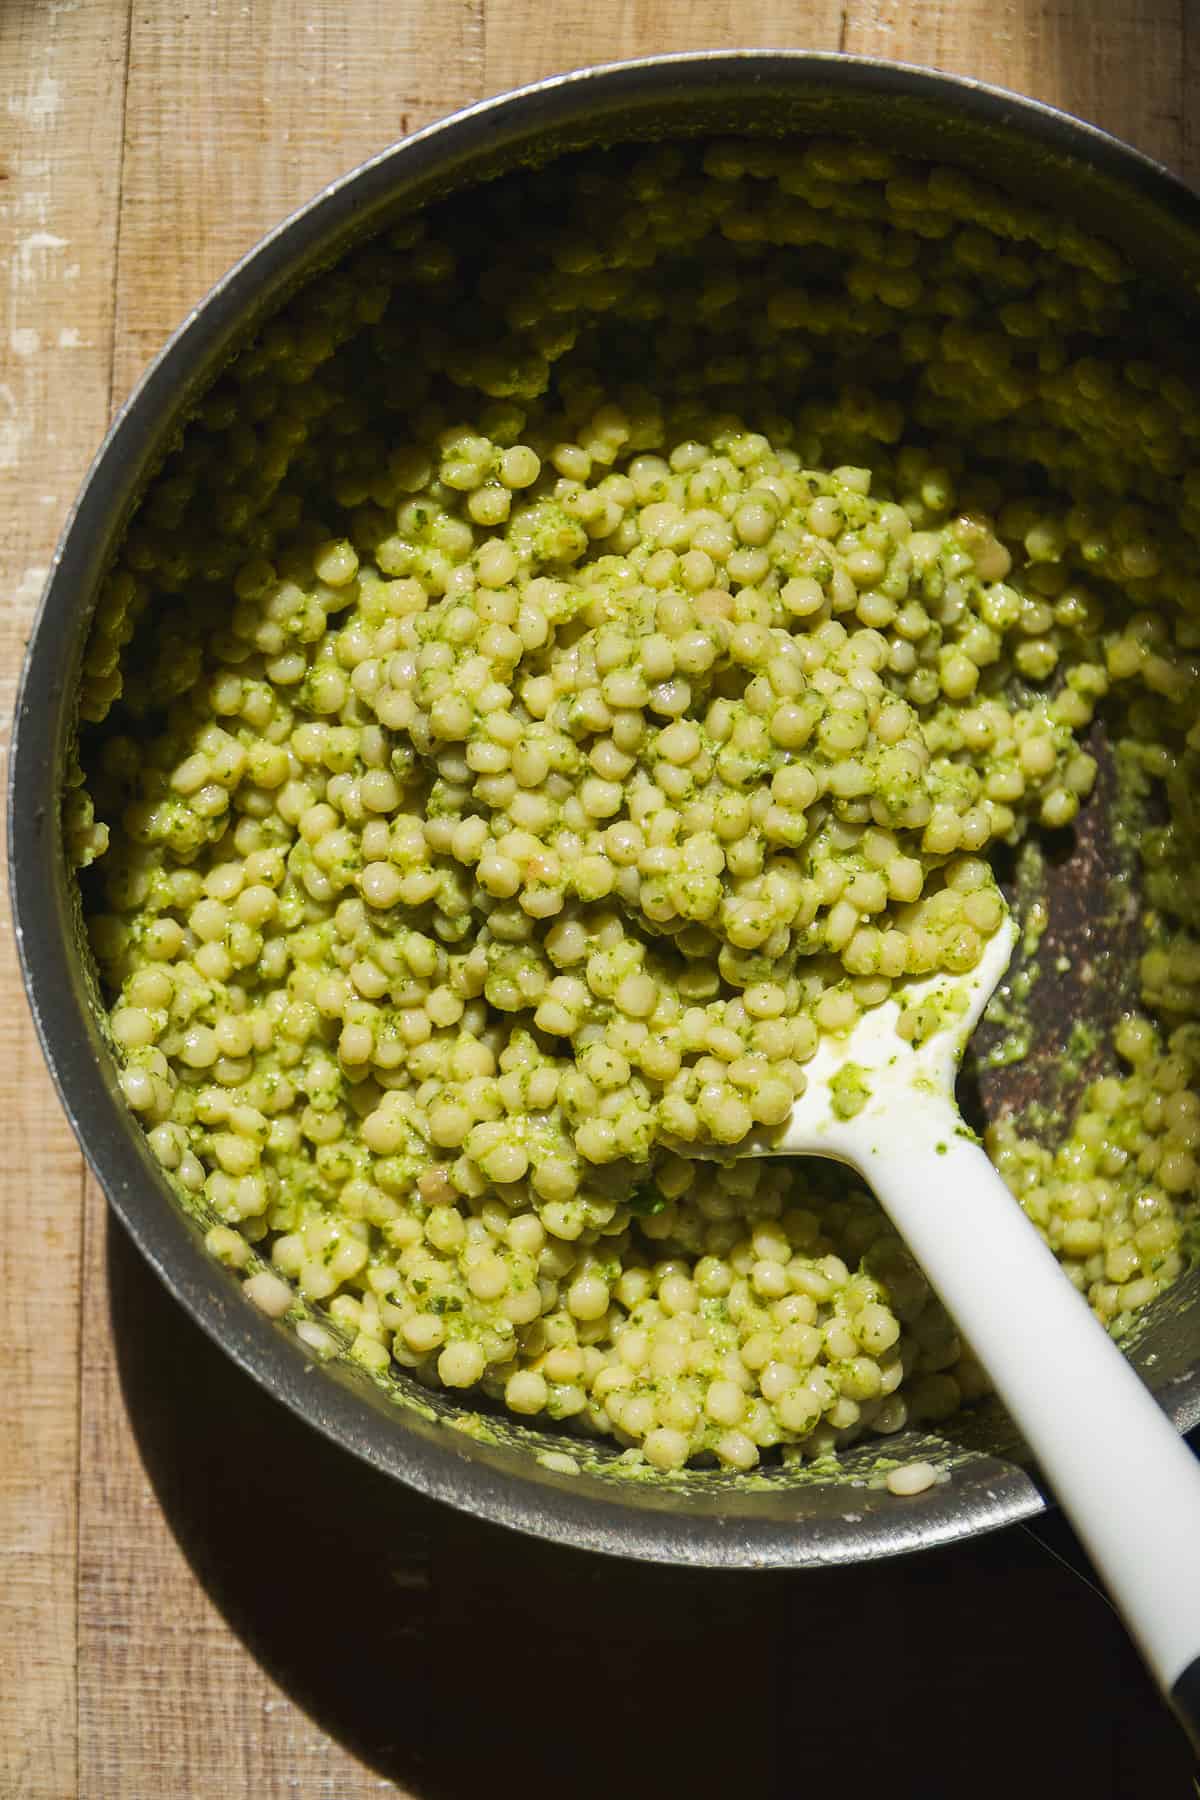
[68,133,1200,1488]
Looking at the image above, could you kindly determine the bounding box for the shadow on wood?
[106,1213,1192,1800]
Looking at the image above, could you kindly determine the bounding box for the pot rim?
[11,49,1200,1569]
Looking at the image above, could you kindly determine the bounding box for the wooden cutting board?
[2,3,1197,1795]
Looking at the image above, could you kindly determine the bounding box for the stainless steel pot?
[12,51,1200,1567]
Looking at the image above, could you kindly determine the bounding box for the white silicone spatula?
[712,905,1200,1749]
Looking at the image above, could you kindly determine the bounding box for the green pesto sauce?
[978,842,1047,1070]
[829,1063,872,1120]
[78,133,1200,1499]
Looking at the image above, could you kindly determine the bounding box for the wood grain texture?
[1184,0,1199,188]
[109,0,485,401]
[842,0,1187,166]
[0,4,131,1796]
[482,0,845,96]
[3,2,1199,1795]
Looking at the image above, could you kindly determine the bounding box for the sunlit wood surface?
[2,2,1197,1793]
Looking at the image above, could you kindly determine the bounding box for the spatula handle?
[854,1111,1200,1748]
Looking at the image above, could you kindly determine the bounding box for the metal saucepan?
[11,52,1200,1567]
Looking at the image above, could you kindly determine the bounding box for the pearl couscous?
[72,138,1200,1472]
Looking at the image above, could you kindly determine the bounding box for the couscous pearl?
[80,135,1198,1482]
